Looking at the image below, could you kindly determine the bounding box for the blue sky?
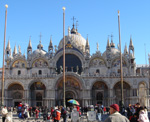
[0,0,150,67]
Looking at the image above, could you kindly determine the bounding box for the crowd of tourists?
[1,102,150,122]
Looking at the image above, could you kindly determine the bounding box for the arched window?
[39,70,42,75]
[96,69,100,73]
[18,70,21,75]
[56,54,82,74]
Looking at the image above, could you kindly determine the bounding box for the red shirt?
[55,110,61,120]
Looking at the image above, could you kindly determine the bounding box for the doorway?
[14,102,21,107]
[65,91,75,107]
[36,102,42,107]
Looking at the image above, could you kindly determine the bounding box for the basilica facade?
[1,25,149,108]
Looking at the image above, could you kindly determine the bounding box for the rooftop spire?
[129,35,133,47]
[18,45,21,54]
[28,37,32,48]
[86,34,89,46]
[124,43,128,54]
[110,34,115,47]
[76,20,79,32]
[13,45,17,56]
[97,42,99,51]
[6,40,11,49]
[106,36,110,48]
[50,36,53,46]
[39,32,42,44]
[68,26,70,35]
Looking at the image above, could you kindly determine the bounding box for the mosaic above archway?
[8,84,24,90]
[32,59,48,67]
[58,77,80,89]
[92,81,108,90]
[30,82,46,90]
[12,60,27,68]
[112,59,127,67]
[90,58,106,67]
[114,81,130,89]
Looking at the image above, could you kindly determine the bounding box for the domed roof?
[33,49,46,55]
[102,47,120,58]
[58,33,86,51]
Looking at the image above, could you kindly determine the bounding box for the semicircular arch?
[138,81,148,89]
[31,58,49,68]
[6,81,24,90]
[54,49,85,67]
[89,57,107,68]
[91,80,108,90]
[54,72,85,90]
[113,81,131,89]
[111,57,129,68]
[28,79,47,89]
[11,58,27,68]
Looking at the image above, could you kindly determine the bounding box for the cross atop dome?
[71,16,77,34]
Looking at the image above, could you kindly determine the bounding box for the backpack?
[52,110,56,117]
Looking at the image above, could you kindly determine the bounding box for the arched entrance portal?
[139,82,147,106]
[7,83,24,107]
[92,81,108,106]
[114,82,130,106]
[30,82,46,107]
[56,76,81,106]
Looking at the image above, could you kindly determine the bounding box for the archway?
[96,92,103,104]
[8,83,24,107]
[92,81,108,106]
[114,81,131,106]
[56,76,81,106]
[30,81,46,107]
[139,82,147,106]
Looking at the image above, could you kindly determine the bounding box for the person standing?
[55,107,61,122]
[35,107,39,120]
[138,107,149,122]
[104,104,129,122]
[97,105,103,121]
[62,108,67,122]
[2,106,8,122]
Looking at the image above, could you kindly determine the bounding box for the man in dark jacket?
[62,108,67,122]
[104,104,129,122]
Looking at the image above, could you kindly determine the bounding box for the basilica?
[1,23,149,108]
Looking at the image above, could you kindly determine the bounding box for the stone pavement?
[0,112,109,122]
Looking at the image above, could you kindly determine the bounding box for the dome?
[58,33,86,51]
[33,49,46,55]
[102,47,120,58]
